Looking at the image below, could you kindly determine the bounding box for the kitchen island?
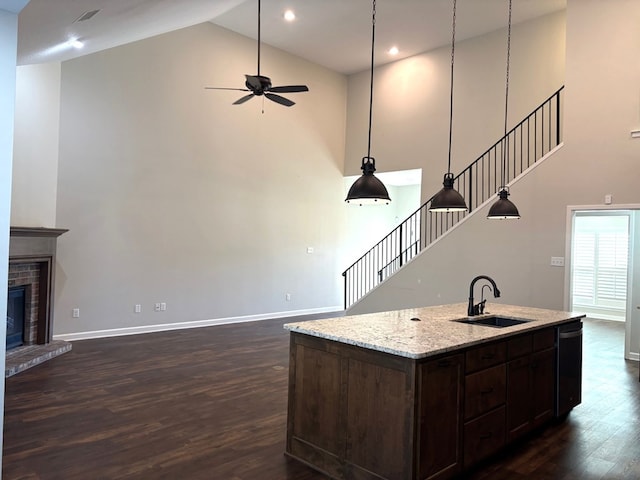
[284,303,584,480]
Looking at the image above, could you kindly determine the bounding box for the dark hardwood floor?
[3,315,639,479]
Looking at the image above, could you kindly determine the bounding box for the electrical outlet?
[72,308,80,318]
[154,303,161,311]
[134,304,142,313]
[550,256,565,267]
[160,302,166,311]
[285,293,291,301]
[306,247,314,254]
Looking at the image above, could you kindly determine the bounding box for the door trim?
[564,204,640,362]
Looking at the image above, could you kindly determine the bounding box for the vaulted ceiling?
[17,0,565,74]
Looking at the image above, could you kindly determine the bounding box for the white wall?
[51,22,348,336]
[11,62,60,227]
[350,0,640,326]
[343,182,421,264]
[344,12,566,202]
[0,0,30,471]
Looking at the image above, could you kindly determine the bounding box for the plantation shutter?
[572,214,629,310]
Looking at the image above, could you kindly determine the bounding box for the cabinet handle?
[438,359,451,367]
[479,432,493,440]
[481,353,495,360]
[480,387,494,394]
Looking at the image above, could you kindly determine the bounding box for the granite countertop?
[284,303,585,359]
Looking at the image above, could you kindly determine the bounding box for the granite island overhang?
[284,303,585,480]
[284,303,585,359]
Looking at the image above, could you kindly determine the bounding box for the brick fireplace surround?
[6,227,71,377]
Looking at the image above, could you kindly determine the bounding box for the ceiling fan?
[205,0,309,107]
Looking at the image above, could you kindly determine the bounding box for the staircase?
[342,86,564,309]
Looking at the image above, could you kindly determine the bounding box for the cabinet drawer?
[463,406,506,468]
[465,364,506,420]
[466,342,506,374]
[533,328,555,352]
[507,334,532,360]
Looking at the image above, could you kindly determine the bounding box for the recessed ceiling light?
[284,10,295,22]
[68,38,84,49]
[388,46,399,56]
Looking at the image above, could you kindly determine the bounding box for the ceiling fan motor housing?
[245,75,272,95]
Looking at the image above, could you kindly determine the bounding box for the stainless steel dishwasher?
[555,320,583,417]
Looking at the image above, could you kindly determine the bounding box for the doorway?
[565,206,640,361]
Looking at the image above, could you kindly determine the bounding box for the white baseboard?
[53,305,343,342]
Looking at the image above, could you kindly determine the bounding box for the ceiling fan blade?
[205,87,250,91]
[233,94,255,105]
[269,85,309,93]
[265,93,295,107]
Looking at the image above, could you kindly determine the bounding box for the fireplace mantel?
[9,227,68,258]
[10,226,68,237]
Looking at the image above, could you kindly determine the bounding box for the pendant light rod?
[344,0,390,205]
[446,0,457,175]
[366,0,376,159]
[487,0,519,220]
[500,0,512,188]
[429,0,467,213]
[257,0,261,75]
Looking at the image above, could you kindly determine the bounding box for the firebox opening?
[7,286,26,350]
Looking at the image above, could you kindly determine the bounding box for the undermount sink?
[454,315,529,328]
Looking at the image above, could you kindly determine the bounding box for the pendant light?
[488,0,520,220]
[345,0,391,206]
[430,0,467,213]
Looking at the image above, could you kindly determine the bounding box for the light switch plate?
[551,256,565,267]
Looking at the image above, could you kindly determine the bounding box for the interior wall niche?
[8,227,68,345]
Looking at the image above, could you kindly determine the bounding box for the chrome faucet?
[468,275,501,316]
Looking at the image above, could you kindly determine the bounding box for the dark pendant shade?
[487,188,520,219]
[345,157,391,205]
[430,173,468,212]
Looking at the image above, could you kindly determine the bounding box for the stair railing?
[343,86,564,309]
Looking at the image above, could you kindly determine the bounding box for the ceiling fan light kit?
[205,0,308,107]
[429,0,467,213]
[345,0,391,206]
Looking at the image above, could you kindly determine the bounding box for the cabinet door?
[465,364,506,420]
[418,354,463,480]
[506,355,532,441]
[346,357,411,480]
[531,347,555,427]
[463,406,506,468]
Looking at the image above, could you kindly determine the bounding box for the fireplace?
[6,286,26,350]
[6,227,71,376]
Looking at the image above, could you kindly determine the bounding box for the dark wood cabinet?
[463,343,507,467]
[345,356,412,479]
[465,364,506,421]
[506,327,556,441]
[463,406,506,467]
[531,346,556,426]
[418,354,464,480]
[286,323,576,480]
[286,333,414,480]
